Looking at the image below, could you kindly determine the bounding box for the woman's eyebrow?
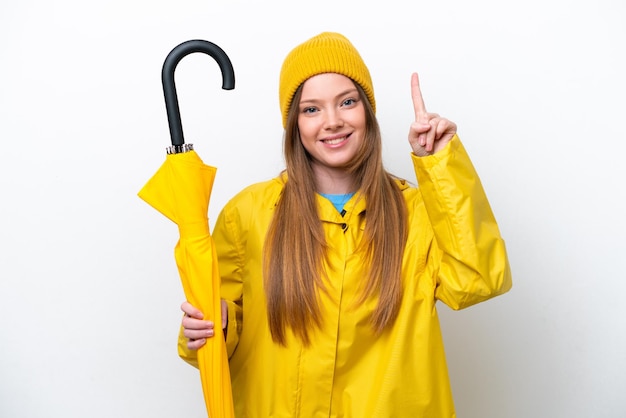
[300,88,359,105]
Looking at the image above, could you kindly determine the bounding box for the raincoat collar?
[270,172,410,224]
[316,191,365,223]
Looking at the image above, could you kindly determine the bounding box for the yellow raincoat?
[179,135,512,417]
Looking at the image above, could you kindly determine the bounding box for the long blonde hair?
[264,82,408,346]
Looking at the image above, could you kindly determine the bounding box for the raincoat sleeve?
[178,202,244,367]
[412,134,512,309]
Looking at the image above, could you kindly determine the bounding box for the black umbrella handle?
[162,39,235,147]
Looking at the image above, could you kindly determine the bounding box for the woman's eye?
[302,107,317,114]
[342,98,356,106]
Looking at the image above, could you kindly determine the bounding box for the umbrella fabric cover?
[138,149,234,418]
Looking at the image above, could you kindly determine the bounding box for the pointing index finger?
[411,72,427,121]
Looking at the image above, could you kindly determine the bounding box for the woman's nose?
[324,109,344,129]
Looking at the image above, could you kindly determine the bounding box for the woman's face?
[297,73,366,173]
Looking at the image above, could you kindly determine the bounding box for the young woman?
[178,32,512,417]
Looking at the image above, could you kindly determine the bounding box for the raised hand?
[408,72,457,157]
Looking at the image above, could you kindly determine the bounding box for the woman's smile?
[321,134,350,146]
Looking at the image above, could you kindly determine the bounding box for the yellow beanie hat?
[278,32,376,128]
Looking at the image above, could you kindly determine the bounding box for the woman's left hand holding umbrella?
[181,300,227,349]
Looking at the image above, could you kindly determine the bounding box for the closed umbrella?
[138,39,235,418]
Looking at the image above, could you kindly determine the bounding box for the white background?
[1,1,625,417]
